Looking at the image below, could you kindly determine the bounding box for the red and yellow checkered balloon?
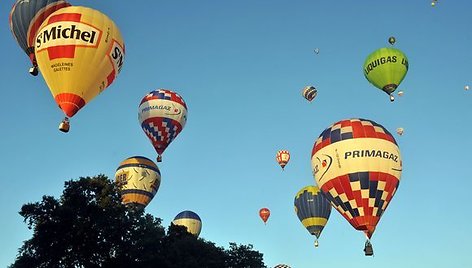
[311,118,402,239]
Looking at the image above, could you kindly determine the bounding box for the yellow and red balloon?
[35,6,125,130]
[311,118,402,240]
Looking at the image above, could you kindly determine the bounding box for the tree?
[10,175,266,268]
[226,243,266,268]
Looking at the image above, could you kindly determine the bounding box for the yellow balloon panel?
[35,6,125,117]
[312,138,402,188]
[172,218,202,237]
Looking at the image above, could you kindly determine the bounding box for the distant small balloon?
[397,90,404,96]
[388,36,396,45]
[396,127,404,136]
[465,85,469,91]
[302,86,318,102]
[276,150,290,171]
[259,208,270,224]
[274,265,291,268]
[314,48,320,54]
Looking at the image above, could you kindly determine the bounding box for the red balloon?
[259,208,270,224]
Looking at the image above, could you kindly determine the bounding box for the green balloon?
[363,47,408,95]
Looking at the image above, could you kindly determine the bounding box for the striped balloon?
[274,264,291,268]
[115,156,161,208]
[9,0,71,74]
[311,118,402,239]
[172,210,202,237]
[138,89,188,162]
[276,150,290,170]
[302,86,317,102]
[294,185,331,247]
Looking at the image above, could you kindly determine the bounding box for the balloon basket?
[59,118,70,133]
[364,240,374,256]
[29,66,38,76]
[156,155,162,162]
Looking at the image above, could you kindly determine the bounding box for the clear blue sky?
[1,1,471,267]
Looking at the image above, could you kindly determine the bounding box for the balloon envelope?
[363,47,408,97]
[311,118,402,239]
[138,89,188,161]
[294,185,331,240]
[172,210,202,237]
[10,0,71,69]
[302,86,317,102]
[276,150,290,170]
[396,127,404,136]
[115,156,161,208]
[35,6,125,118]
[259,208,270,224]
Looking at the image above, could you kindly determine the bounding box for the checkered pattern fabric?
[140,89,187,109]
[276,150,290,169]
[312,118,397,155]
[320,171,399,238]
[312,118,401,238]
[141,118,183,155]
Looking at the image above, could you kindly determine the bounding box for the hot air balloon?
[259,208,270,224]
[274,265,291,268]
[34,6,125,132]
[115,156,161,208]
[9,0,71,76]
[397,90,404,96]
[431,0,438,7]
[363,47,408,102]
[388,36,396,46]
[396,127,404,136]
[138,89,188,162]
[276,150,290,171]
[172,210,202,237]
[465,85,469,91]
[302,86,318,102]
[294,185,331,247]
[314,48,320,54]
[311,118,402,256]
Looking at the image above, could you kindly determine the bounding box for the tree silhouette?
[10,175,266,268]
